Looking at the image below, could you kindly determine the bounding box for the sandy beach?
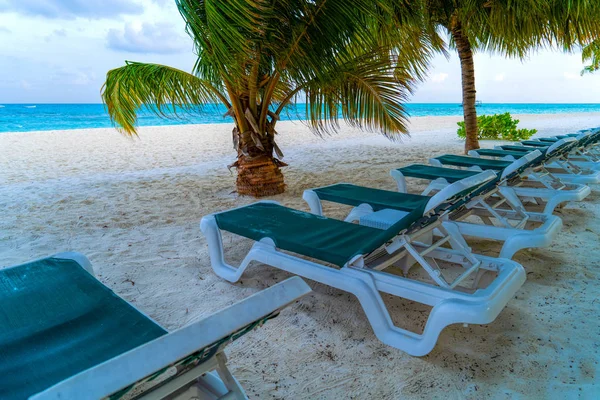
[1,113,599,398]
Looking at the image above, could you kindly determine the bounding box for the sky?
[0,0,599,104]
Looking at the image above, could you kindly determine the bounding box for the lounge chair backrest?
[500,150,542,180]
[546,137,576,157]
[424,170,497,213]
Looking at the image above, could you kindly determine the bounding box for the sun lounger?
[2,253,310,400]
[201,172,526,356]
[394,151,587,215]
[304,155,562,259]
[520,140,551,148]
[437,144,592,214]
[496,135,600,181]
[540,130,600,169]
[519,129,600,164]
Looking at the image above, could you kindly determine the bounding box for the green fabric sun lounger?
[471,149,529,159]
[390,164,481,183]
[1,253,310,400]
[523,131,600,169]
[538,137,560,142]
[201,172,526,356]
[520,140,551,148]
[431,155,513,171]
[306,158,562,259]
[494,137,600,184]
[393,149,590,215]
[499,145,547,154]
[214,201,426,267]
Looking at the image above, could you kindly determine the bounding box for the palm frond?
[582,40,600,75]
[101,62,228,136]
[424,0,600,58]
[300,50,412,138]
[176,0,270,82]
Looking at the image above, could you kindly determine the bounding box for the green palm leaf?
[582,40,600,74]
[299,50,412,137]
[101,62,228,136]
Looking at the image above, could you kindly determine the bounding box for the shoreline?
[2,110,600,135]
[2,113,600,187]
[1,112,599,398]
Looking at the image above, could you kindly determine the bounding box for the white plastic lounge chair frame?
[533,129,600,165]
[202,173,526,356]
[494,138,600,184]
[469,142,592,214]
[387,151,563,258]
[31,252,311,400]
[537,131,600,170]
[443,143,591,215]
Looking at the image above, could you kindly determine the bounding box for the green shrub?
[457,112,537,141]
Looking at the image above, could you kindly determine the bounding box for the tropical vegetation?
[101,0,436,196]
[420,0,600,152]
[457,113,536,142]
[102,1,600,196]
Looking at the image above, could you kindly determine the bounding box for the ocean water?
[1,103,600,133]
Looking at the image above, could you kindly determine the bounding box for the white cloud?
[494,73,505,82]
[431,72,449,83]
[106,22,190,54]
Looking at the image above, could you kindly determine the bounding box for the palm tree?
[420,0,600,152]
[582,40,600,74]
[102,0,432,196]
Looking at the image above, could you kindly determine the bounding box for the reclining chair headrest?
[500,150,543,180]
[546,137,576,157]
[425,170,497,213]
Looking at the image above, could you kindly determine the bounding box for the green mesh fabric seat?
[214,202,426,267]
[434,155,512,171]
[0,257,167,400]
[312,183,430,212]
[474,149,527,159]
[310,179,497,223]
[498,145,548,155]
[520,140,550,147]
[395,164,479,183]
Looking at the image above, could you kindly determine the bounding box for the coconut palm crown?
[102,0,434,196]
[420,0,600,152]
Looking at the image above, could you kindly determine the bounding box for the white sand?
[1,113,599,398]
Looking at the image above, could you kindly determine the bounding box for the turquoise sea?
[1,103,600,133]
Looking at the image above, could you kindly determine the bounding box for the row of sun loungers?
[2,128,598,399]
[203,127,599,355]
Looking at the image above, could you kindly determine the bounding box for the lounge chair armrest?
[31,277,311,400]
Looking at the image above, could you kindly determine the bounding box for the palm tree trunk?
[451,21,480,152]
[233,128,286,197]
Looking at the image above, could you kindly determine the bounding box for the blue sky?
[0,0,599,104]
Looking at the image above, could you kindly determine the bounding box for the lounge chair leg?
[215,352,246,399]
[201,215,257,283]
